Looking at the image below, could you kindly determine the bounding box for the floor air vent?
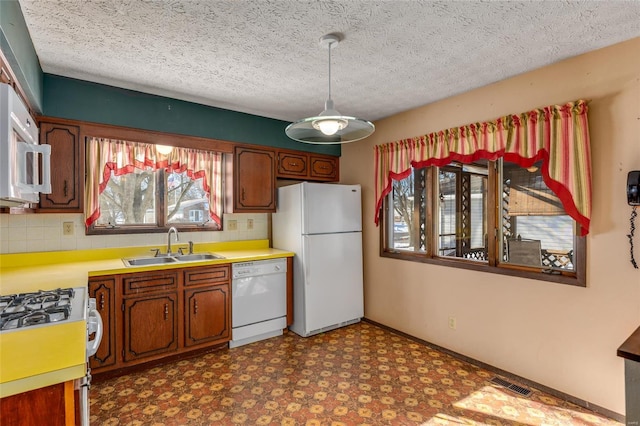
[490,377,533,397]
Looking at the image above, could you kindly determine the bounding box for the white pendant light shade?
[285,34,375,144]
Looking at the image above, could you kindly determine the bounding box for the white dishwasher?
[230,258,287,348]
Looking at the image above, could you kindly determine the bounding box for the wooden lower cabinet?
[89,264,232,374]
[0,381,77,426]
[123,293,179,361]
[184,285,230,347]
[88,277,116,370]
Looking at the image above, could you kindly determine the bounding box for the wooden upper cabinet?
[232,146,276,212]
[0,54,12,85]
[277,151,308,178]
[276,149,339,182]
[38,122,83,212]
[310,155,338,181]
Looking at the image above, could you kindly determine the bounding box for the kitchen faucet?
[166,227,179,255]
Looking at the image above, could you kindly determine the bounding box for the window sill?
[87,225,221,235]
[380,250,585,287]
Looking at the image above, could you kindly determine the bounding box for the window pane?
[97,168,157,226]
[166,171,209,224]
[390,173,414,250]
[500,160,576,271]
[438,170,457,256]
[437,163,487,261]
[386,170,426,252]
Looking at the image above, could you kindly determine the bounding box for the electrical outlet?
[247,219,253,230]
[227,220,237,231]
[448,316,457,330]
[63,222,74,236]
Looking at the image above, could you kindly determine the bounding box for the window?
[86,137,223,233]
[500,160,577,272]
[437,162,488,260]
[375,100,591,286]
[382,159,585,286]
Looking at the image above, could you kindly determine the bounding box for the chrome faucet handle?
[150,248,161,257]
[177,247,187,256]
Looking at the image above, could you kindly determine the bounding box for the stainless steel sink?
[122,256,178,267]
[174,253,224,262]
[123,252,224,267]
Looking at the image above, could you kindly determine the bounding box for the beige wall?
[340,37,640,414]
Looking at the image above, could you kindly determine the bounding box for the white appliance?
[272,182,364,337]
[230,258,287,348]
[0,83,51,207]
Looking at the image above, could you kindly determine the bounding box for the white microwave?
[0,83,51,207]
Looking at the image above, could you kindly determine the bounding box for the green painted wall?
[0,0,43,111]
[44,74,340,155]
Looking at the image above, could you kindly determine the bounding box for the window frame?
[85,136,224,235]
[380,162,586,287]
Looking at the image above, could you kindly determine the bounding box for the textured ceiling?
[18,0,640,123]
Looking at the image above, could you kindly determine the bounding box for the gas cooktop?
[0,287,86,331]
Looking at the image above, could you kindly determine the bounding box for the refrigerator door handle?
[303,237,311,286]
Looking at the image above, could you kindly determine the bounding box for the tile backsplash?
[0,213,268,254]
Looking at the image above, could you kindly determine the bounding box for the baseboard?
[362,318,625,423]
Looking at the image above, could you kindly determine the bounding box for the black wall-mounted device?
[628,171,640,206]
[627,171,640,269]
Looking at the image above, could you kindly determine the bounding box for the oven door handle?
[86,304,103,358]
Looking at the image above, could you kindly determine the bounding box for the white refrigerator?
[272,182,364,337]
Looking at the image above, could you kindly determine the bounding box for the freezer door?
[301,232,364,334]
[302,183,361,234]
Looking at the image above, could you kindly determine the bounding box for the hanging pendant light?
[285,34,375,144]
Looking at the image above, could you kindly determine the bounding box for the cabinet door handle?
[100,293,105,311]
[63,180,68,197]
[193,299,198,315]
[241,188,246,201]
[164,303,169,320]
[291,162,297,166]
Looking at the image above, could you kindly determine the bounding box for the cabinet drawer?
[123,271,179,295]
[184,265,230,287]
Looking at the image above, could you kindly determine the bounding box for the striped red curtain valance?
[374,100,592,236]
[85,138,223,228]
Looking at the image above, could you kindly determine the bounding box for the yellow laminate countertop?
[0,239,293,397]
